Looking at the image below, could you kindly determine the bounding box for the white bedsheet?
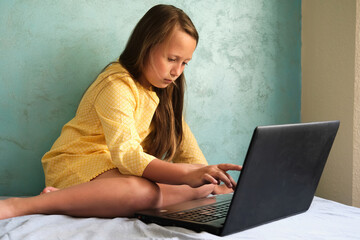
[1,196,360,240]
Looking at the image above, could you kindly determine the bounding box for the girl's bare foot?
[0,187,59,220]
[40,186,59,194]
[212,184,234,195]
[0,198,19,220]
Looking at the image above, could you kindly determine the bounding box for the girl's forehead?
[158,29,197,59]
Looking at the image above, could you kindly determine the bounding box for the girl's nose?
[170,64,183,78]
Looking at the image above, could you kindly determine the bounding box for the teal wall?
[0,0,301,196]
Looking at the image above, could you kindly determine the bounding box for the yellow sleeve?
[94,77,155,176]
[172,120,208,165]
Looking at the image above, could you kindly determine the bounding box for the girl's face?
[140,27,197,89]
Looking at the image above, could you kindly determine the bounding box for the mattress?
[1,196,359,240]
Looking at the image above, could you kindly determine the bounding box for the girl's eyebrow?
[170,55,192,61]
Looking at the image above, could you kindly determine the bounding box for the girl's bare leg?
[158,183,214,207]
[94,169,215,207]
[0,169,214,220]
[0,171,160,220]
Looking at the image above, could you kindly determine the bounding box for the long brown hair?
[120,4,199,161]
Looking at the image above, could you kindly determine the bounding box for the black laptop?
[135,121,340,236]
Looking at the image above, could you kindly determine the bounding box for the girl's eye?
[168,58,176,62]
[182,62,188,66]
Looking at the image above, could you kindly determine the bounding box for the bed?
[1,196,359,240]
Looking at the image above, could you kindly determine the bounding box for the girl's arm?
[171,121,208,165]
[142,159,241,189]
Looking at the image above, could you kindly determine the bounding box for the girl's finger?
[218,164,242,172]
[214,171,233,188]
[203,173,218,185]
[225,172,237,190]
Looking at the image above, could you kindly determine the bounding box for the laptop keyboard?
[165,200,231,223]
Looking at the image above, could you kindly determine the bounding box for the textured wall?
[0,0,301,196]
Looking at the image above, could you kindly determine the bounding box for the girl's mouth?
[164,79,173,84]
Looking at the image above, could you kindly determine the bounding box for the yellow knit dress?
[41,62,207,189]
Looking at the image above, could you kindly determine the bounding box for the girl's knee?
[128,177,162,210]
[93,175,161,215]
[110,176,161,212]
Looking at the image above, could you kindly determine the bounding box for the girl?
[0,4,241,220]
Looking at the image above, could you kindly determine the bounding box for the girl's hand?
[142,159,241,187]
[183,164,242,189]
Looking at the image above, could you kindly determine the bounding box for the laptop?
[135,120,340,236]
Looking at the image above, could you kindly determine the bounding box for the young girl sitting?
[0,4,241,220]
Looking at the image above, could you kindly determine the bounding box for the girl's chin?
[155,84,170,89]
[153,81,173,88]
